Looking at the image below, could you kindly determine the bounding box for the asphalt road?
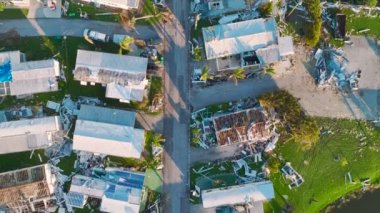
[158,1,191,213]
[0,19,158,39]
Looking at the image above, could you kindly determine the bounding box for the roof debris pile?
[192,101,279,153]
[314,47,360,92]
[0,164,58,213]
[281,162,304,189]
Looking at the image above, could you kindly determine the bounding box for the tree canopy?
[303,0,322,47]
[259,90,320,150]
[258,2,273,18]
[229,68,246,85]
[119,36,134,54]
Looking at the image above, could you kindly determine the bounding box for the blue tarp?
[0,60,12,83]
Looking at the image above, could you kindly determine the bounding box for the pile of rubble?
[281,162,304,189]
[314,47,360,92]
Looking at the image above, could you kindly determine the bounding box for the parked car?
[83,28,110,42]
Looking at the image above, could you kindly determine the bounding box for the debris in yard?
[254,152,262,163]
[47,100,61,112]
[361,178,370,191]
[281,162,304,189]
[149,94,163,113]
[314,47,361,92]
[346,172,354,184]
[232,159,259,182]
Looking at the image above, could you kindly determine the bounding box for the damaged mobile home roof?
[0,116,62,154]
[69,168,145,213]
[73,49,148,85]
[202,181,274,208]
[0,164,56,213]
[73,105,144,158]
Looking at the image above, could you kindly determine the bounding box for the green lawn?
[65,0,120,22]
[144,168,163,192]
[57,153,77,176]
[0,9,28,19]
[266,117,380,213]
[0,150,48,172]
[136,0,162,25]
[343,9,380,39]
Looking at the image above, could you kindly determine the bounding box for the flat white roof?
[202,181,275,208]
[0,116,61,154]
[278,36,295,56]
[202,18,278,59]
[100,195,140,213]
[73,120,144,158]
[10,59,60,96]
[105,82,146,102]
[0,51,21,65]
[256,45,281,64]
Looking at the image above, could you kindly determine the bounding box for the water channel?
[331,188,380,213]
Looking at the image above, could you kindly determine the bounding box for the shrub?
[303,0,322,47]
[267,157,281,174]
[258,2,273,18]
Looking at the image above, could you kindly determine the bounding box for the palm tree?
[200,66,212,82]
[120,6,171,29]
[229,68,246,85]
[263,66,276,76]
[119,36,134,54]
[152,133,165,147]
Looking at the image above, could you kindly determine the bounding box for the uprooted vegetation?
[259,90,320,150]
